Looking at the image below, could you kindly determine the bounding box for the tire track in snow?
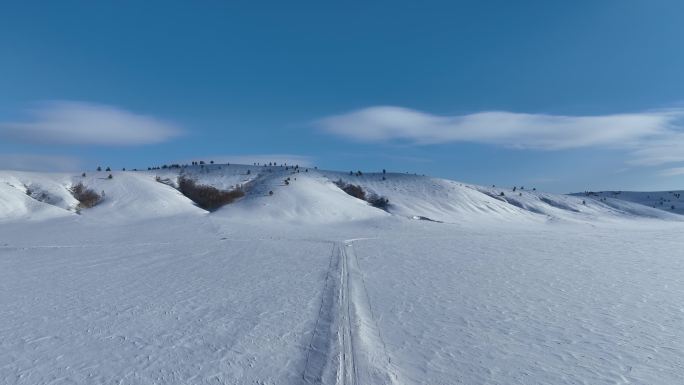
[302,240,398,384]
[341,240,399,385]
[302,242,339,384]
[338,241,358,385]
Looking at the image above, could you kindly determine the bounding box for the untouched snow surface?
[1,165,683,384]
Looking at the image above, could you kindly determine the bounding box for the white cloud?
[315,105,684,150]
[183,154,313,167]
[0,101,182,145]
[628,133,684,166]
[0,154,82,172]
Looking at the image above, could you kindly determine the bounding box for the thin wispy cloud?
[315,106,684,164]
[0,154,82,172]
[659,166,684,177]
[0,101,182,146]
[627,133,684,166]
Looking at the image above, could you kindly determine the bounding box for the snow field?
[0,221,333,384]
[351,224,684,385]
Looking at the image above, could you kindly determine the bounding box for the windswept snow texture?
[1,165,683,384]
[352,226,684,385]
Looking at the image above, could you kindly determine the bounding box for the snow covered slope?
[77,172,205,221]
[322,170,680,223]
[217,173,389,223]
[1,165,681,223]
[0,171,77,222]
[0,170,205,222]
[572,189,684,215]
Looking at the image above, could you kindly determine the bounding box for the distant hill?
[1,164,681,223]
[571,190,684,215]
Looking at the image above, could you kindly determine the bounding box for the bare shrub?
[334,179,365,200]
[334,179,390,211]
[25,186,53,204]
[70,182,102,209]
[366,193,390,210]
[177,176,245,211]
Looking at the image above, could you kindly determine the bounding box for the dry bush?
[70,182,102,209]
[177,176,245,211]
[334,179,365,200]
[26,186,53,205]
[366,193,390,210]
[334,179,390,211]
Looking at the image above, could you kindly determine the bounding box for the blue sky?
[1,0,684,192]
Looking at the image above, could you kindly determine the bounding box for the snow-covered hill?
[571,189,684,215]
[0,164,680,223]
